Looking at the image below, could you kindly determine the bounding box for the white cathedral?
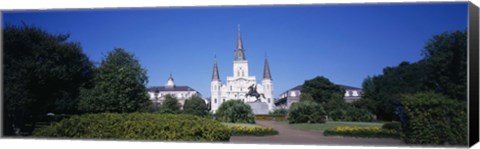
[210,27,274,113]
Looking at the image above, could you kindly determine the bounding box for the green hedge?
[329,107,374,122]
[323,126,399,139]
[33,113,231,141]
[400,92,467,145]
[228,125,279,136]
[382,121,401,132]
[288,100,326,124]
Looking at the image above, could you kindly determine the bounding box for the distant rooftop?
[147,86,198,92]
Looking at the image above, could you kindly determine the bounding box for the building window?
[230,86,232,91]
[352,91,358,96]
[290,91,296,97]
[223,99,225,102]
[242,71,244,76]
[214,98,217,103]
[268,98,270,103]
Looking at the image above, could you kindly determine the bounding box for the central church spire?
[234,25,246,61]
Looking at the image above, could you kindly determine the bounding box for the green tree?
[301,76,345,113]
[159,94,181,114]
[359,30,467,121]
[215,100,255,123]
[182,95,208,116]
[77,48,150,113]
[422,30,467,101]
[3,25,94,135]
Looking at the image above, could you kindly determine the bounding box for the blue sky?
[3,2,468,98]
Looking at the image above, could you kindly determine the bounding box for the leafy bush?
[216,100,255,124]
[228,125,278,136]
[33,113,231,141]
[329,107,374,122]
[382,122,401,132]
[288,100,326,124]
[324,126,399,139]
[269,108,288,117]
[399,92,467,145]
[183,95,209,117]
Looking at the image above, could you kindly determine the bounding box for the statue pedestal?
[246,102,269,115]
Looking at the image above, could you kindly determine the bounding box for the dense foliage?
[358,30,467,121]
[288,100,327,124]
[382,122,402,132]
[228,125,278,136]
[301,76,345,113]
[3,25,95,135]
[215,100,255,124]
[183,95,209,117]
[159,94,182,114]
[328,107,374,122]
[77,48,150,113]
[33,113,231,141]
[323,126,399,139]
[399,92,467,145]
[269,108,288,117]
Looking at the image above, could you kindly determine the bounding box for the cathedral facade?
[210,27,274,113]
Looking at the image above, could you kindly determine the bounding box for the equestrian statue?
[245,84,265,102]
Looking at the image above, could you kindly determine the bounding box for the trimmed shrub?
[33,113,231,141]
[216,100,255,124]
[228,125,278,136]
[324,126,399,139]
[329,107,374,122]
[288,100,326,124]
[382,121,401,132]
[269,108,288,117]
[400,92,467,145]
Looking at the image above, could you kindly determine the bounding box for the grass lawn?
[276,121,384,132]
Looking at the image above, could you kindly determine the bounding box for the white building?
[210,26,274,113]
[147,74,202,108]
[276,84,363,109]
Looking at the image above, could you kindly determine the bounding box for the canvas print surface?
[1,2,472,147]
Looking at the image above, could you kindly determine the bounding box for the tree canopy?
[183,95,209,117]
[360,30,467,121]
[301,76,345,113]
[77,48,150,113]
[3,24,94,135]
[159,94,182,114]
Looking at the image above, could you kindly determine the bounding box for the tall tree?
[301,76,345,113]
[3,25,94,135]
[77,48,150,113]
[422,30,467,101]
[159,94,181,114]
[182,95,209,116]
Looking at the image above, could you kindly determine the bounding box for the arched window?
[223,99,225,102]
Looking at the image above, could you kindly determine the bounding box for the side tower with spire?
[262,56,274,110]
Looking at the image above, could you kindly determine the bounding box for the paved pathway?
[230,120,405,146]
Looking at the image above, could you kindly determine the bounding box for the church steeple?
[212,54,220,81]
[263,57,272,80]
[166,73,175,88]
[234,25,246,61]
